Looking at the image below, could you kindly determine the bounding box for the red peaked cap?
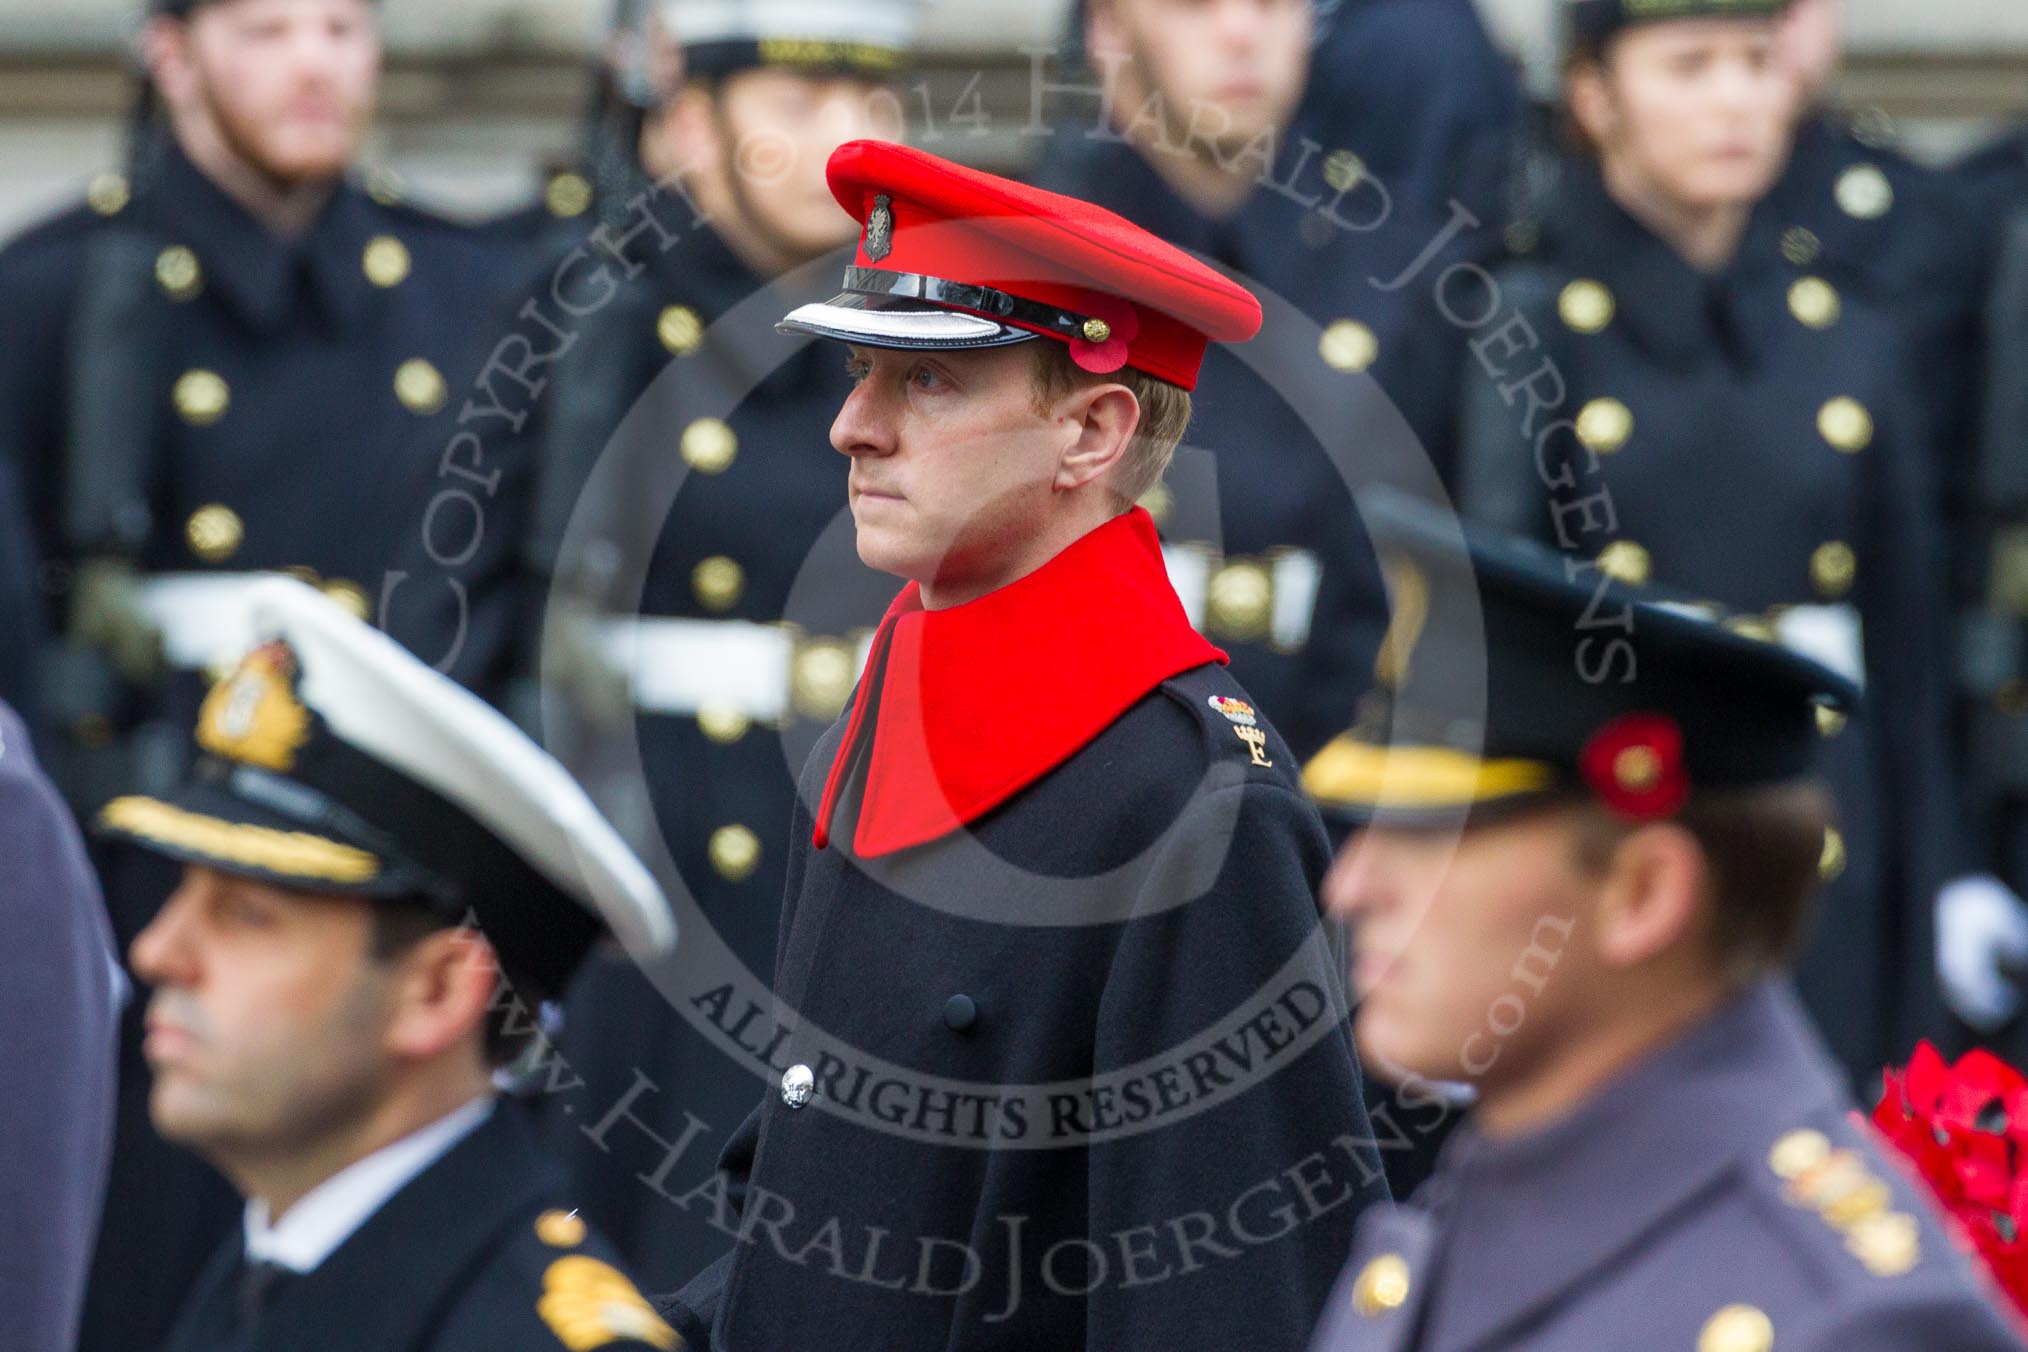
[822,140,1263,390]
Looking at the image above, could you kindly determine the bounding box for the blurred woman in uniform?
[1455,0,2020,1086]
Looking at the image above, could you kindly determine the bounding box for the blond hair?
[1029,342,1193,508]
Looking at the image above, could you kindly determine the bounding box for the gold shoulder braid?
[536,1255,681,1349]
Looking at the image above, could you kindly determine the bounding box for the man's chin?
[237,130,362,188]
[1352,1009,1453,1087]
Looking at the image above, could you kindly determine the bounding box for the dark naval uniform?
[1310,982,2026,1352]
[0,144,532,1352]
[0,454,42,719]
[1757,111,1987,482]
[1946,125,2028,927]
[1303,0,1519,230]
[161,1102,679,1352]
[663,511,1385,1350]
[0,142,535,803]
[1029,126,1494,761]
[1456,157,1969,1083]
[529,211,897,1289]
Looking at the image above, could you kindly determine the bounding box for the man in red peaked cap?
[656,140,1386,1350]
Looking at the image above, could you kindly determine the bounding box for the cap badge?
[865,192,894,262]
[1069,295,1139,374]
[197,641,312,773]
[1579,713,1688,820]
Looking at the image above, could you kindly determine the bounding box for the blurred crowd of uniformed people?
[11,0,2028,1346]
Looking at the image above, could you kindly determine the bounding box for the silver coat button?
[781,1063,814,1109]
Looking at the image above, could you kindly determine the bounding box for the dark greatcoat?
[659,631,1388,1349]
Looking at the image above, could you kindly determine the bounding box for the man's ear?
[1566,62,1615,151]
[644,83,719,183]
[381,927,499,1065]
[142,16,196,110]
[1053,382,1140,494]
[1591,822,1710,971]
[1085,0,1126,67]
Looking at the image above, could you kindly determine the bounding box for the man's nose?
[831,377,897,459]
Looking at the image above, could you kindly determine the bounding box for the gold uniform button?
[696,702,752,745]
[1836,163,1894,220]
[690,556,745,612]
[546,171,593,219]
[1351,1253,1410,1318]
[1769,1127,1831,1180]
[792,639,858,721]
[1788,276,1840,329]
[173,369,231,426]
[186,504,244,563]
[535,1209,586,1248]
[1323,148,1365,193]
[1780,226,1820,266]
[156,245,202,301]
[87,171,130,216]
[1818,397,1873,453]
[1319,319,1379,373]
[1575,397,1633,454]
[395,358,448,415]
[1698,1304,1773,1352]
[709,824,761,882]
[321,578,372,620]
[1811,541,1856,598]
[1816,705,1848,738]
[363,235,411,288]
[1820,825,1847,882]
[657,305,704,355]
[1206,560,1273,641]
[1081,317,1112,344]
[681,418,738,474]
[1846,1211,1921,1277]
[1558,278,1615,334]
[1597,539,1651,585]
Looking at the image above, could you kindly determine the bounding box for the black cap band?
[1567,0,1789,53]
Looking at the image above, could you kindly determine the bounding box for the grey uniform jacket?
[1311,981,2026,1352]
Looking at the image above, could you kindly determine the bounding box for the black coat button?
[942,994,978,1032]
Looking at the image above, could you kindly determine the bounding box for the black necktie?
[236,1257,294,1333]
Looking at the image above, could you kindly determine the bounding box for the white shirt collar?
[243,1095,495,1274]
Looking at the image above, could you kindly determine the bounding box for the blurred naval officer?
[1303,490,2026,1352]
[658,140,1385,1350]
[0,6,535,1346]
[0,698,118,1352]
[1456,0,1993,1085]
[518,0,922,1290]
[98,577,682,1351]
[1031,0,1503,763]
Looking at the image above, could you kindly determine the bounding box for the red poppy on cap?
[1578,713,1690,820]
[776,139,1263,390]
